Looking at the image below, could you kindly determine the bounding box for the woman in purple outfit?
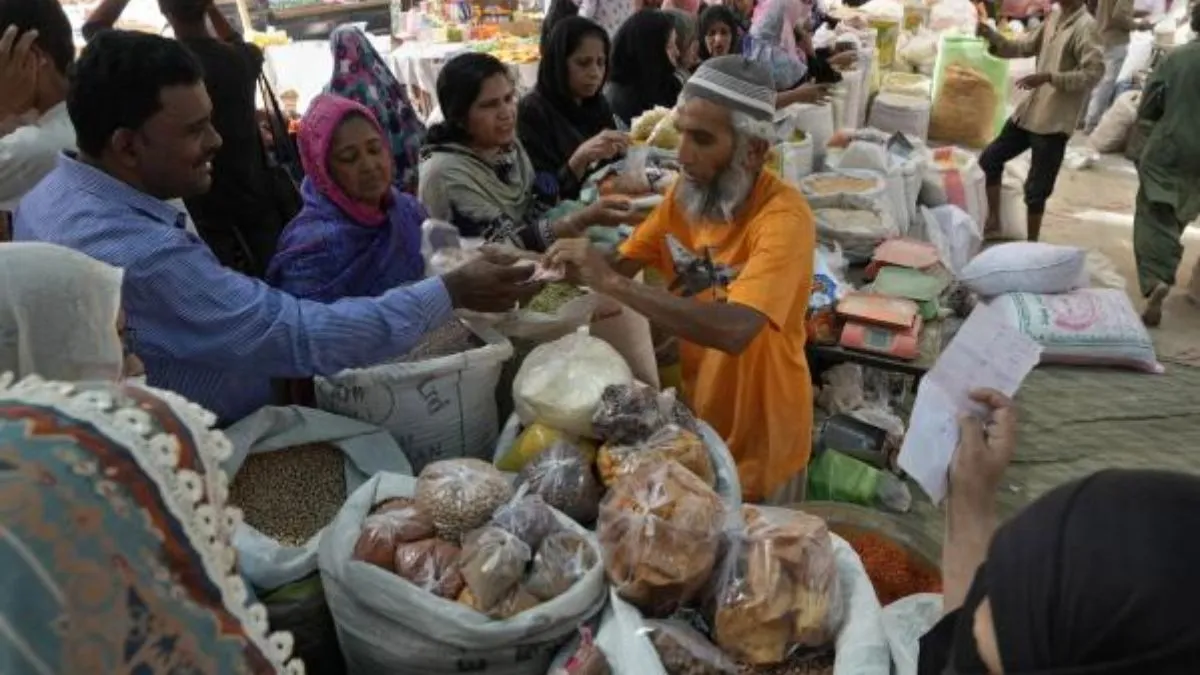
[267,94,426,302]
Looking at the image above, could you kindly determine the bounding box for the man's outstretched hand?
[544,239,621,291]
[441,249,544,312]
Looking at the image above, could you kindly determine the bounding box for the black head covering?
[924,470,1200,675]
[534,16,615,138]
[608,9,682,97]
[540,0,581,54]
[698,5,743,60]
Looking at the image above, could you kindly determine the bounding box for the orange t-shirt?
[619,171,816,501]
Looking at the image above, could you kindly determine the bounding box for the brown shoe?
[1142,282,1171,327]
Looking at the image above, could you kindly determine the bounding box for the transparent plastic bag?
[598,461,726,616]
[513,328,635,438]
[592,382,699,446]
[497,422,598,472]
[393,538,466,599]
[353,512,410,571]
[597,425,715,488]
[415,458,514,544]
[527,530,599,601]
[458,583,542,620]
[490,485,561,550]
[370,497,437,540]
[459,525,533,609]
[712,505,845,665]
[517,440,605,525]
[643,619,738,675]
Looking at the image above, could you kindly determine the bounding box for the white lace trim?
[0,374,305,675]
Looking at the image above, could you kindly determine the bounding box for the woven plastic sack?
[315,320,513,472]
[925,146,988,231]
[930,36,1009,147]
[512,328,634,438]
[882,593,944,675]
[778,103,836,169]
[869,94,931,142]
[988,289,1163,373]
[319,472,607,675]
[812,193,899,262]
[222,406,414,592]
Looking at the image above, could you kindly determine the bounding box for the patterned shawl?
[0,377,302,675]
[327,26,426,195]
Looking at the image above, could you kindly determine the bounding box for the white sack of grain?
[320,471,607,675]
[223,406,413,592]
[315,319,513,473]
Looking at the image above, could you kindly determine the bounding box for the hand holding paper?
[898,305,1042,503]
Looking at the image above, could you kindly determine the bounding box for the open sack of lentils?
[229,442,348,549]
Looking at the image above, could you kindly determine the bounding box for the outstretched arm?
[82,0,133,41]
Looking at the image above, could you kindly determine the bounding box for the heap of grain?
[229,442,347,547]
[929,65,998,148]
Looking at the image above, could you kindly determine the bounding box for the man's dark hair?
[0,0,75,75]
[158,0,209,24]
[68,30,204,158]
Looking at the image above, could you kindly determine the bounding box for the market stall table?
[389,39,540,120]
[261,35,394,113]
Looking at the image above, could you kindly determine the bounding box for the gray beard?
[674,161,758,223]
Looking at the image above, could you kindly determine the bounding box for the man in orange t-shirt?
[546,56,816,501]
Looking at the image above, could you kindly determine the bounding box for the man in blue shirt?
[15,30,539,424]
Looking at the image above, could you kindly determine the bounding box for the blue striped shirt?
[14,154,453,423]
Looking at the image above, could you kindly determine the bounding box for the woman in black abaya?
[924,452,1200,674]
[519,16,628,199]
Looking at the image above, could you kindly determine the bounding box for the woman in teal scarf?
[0,377,303,674]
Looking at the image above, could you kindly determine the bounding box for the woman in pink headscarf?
[266,94,426,303]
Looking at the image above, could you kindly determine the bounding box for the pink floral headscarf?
[298,94,390,227]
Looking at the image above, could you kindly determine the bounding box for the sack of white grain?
[802,169,898,259]
[868,93,932,142]
[594,531,891,675]
[779,103,836,169]
[827,129,930,233]
[319,471,608,675]
[315,318,513,472]
[223,407,414,674]
[881,72,933,99]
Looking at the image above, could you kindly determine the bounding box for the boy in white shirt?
[0,0,195,238]
[0,2,74,213]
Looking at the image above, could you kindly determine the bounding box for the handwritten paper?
[898,304,1043,503]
